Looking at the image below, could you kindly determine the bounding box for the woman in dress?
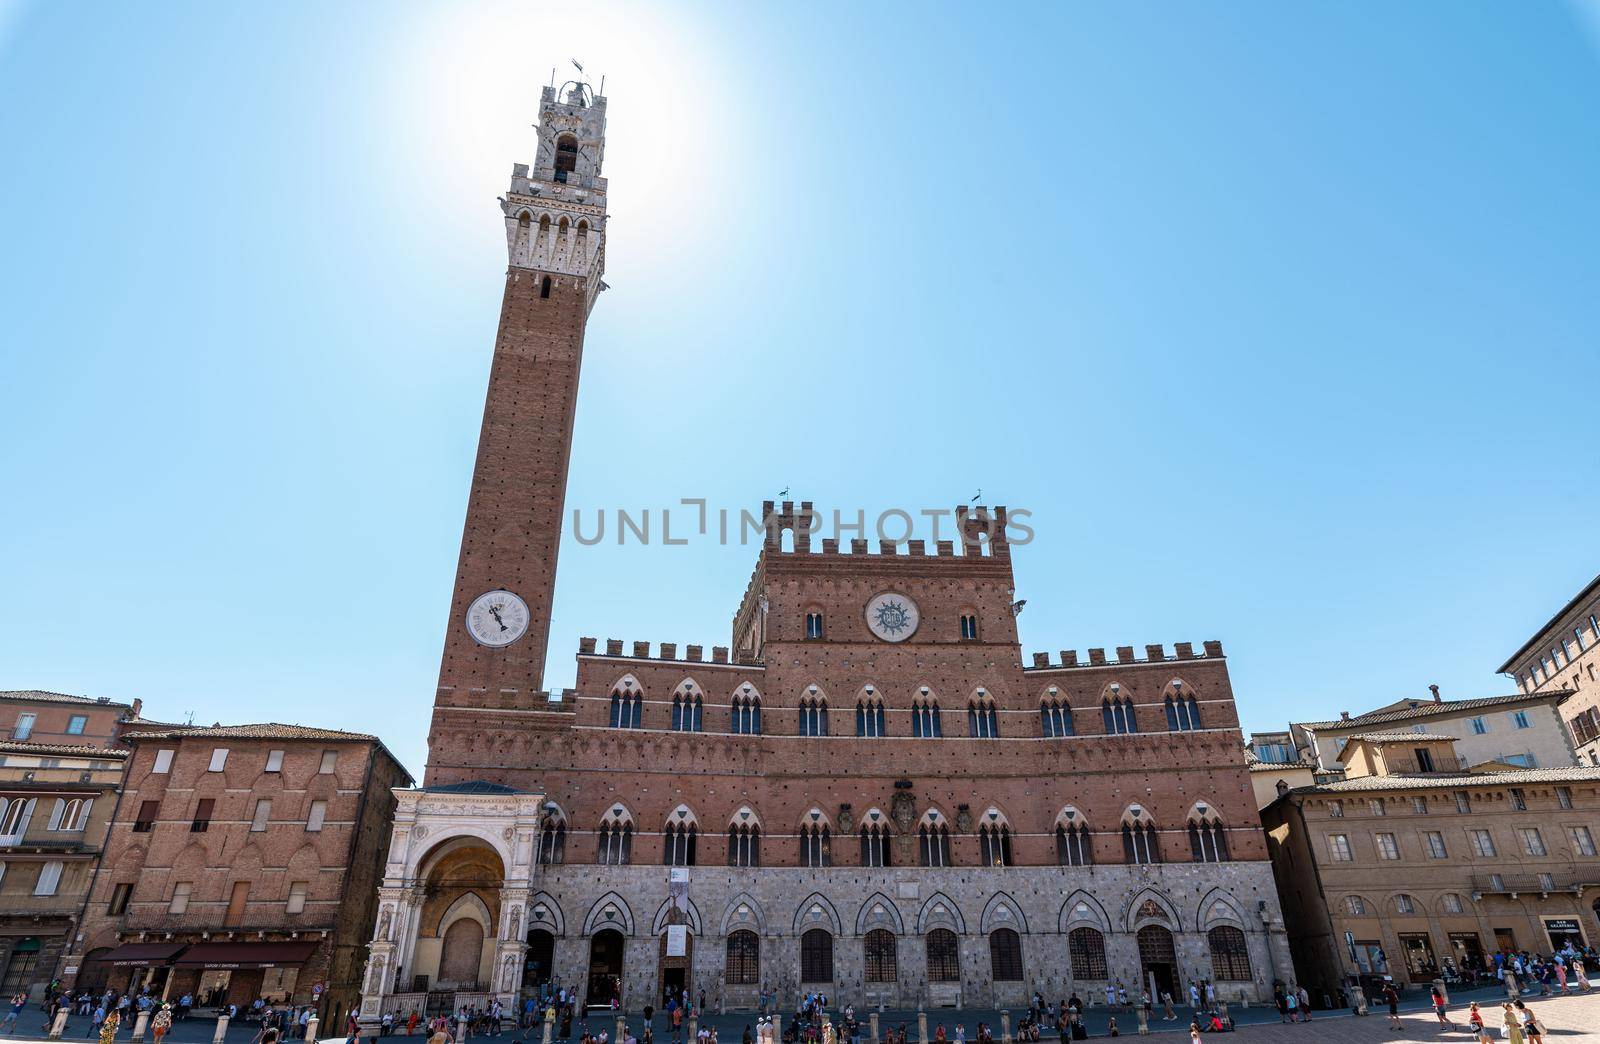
[1501,1003,1523,1044]
[99,1010,121,1044]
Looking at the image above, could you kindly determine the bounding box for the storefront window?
[1400,933,1438,977]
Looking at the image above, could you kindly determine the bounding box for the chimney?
[1429,684,1441,703]
[1339,710,1351,721]
[130,698,143,719]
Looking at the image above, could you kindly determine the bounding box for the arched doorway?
[526,929,556,989]
[657,930,694,1005]
[587,930,625,1009]
[416,839,505,994]
[76,947,114,994]
[1137,925,1178,1000]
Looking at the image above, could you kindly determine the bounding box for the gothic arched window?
[538,815,566,865]
[664,822,697,866]
[732,692,762,735]
[860,823,891,867]
[968,698,998,738]
[1122,812,1161,865]
[863,929,897,983]
[979,823,1013,867]
[800,823,831,867]
[672,693,703,732]
[989,928,1023,981]
[1208,926,1251,981]
[1188,812,1229,863]
[926,929,960,982]
[727,823,760,867]
[726,930,760,985]
[856,698,886,738]
[1068,927,1108,979]
[596,813,632,866]
[918,820,951,867]
[1041,699,1073,737]
[1165,692,1201,732]
[1102,695,1137,735]
[912,699,942,738]
[800,697,829,737]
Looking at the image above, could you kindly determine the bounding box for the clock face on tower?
[465,589,530,648]
[865,592,920,642]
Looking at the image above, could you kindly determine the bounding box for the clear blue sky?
[3,1,1599,775]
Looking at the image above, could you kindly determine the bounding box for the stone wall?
[527,862,1290,1011]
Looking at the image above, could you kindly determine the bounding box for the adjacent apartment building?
[1261,732,1600,1000]
[0,691,145,748]
[0,740,128,1001]
[1292,685,1577,774]
[1498,573,1600,766]
[72,724,410,1028]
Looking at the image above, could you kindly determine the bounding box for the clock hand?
[489,605,509,631]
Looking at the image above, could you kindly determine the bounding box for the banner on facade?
[668,868,690,919]
[666,924,688,957]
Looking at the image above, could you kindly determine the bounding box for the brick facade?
[365,81,1291,1022]
[71,725,410,1027]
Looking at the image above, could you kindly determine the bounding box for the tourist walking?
[1501,1003,1523,1044]
[1382,984,1401,1031]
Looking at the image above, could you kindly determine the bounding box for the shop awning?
[102,943,188,967]
[173,941,320,969]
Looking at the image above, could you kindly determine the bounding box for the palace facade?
[357,81,1290,1023]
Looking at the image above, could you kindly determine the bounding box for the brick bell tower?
[425,80,607,784]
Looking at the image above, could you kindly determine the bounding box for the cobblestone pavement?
[1226,990,1599,1043]
[3,990,1596,1044]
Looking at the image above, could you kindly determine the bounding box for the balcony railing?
[1471,866,1600,896]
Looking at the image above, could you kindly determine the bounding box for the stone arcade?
[359,79,1290,1024]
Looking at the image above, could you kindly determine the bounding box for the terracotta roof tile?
[1291,765,1600,794]
[0,690,132,708]
[1296,691,1568,731]
[1346,732,1459,743]
[122,722,379,742]
[0,740,129,758]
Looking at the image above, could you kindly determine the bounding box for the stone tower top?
[503,82,607,295]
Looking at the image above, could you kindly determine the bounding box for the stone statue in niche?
[509,906,521,940]
[378,906,393,940]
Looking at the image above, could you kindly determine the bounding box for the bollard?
[214,1015,230,1044]
[459,1016,469,1044]
[617,1014,627,1044]
[1135,1005,1148,1036]
[999,1011,1010,1044]
[305,1017,320,1042]
[916,1009,927,1044]
[688,1014,697,1043]
[133,1011,150,1042]
[1433,978,1449,1005]
[50,1008,70,1039]
[543,1015,553,1044]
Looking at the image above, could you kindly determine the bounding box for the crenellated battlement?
[1023,639,1225,671]
[577,636,746,667]
[758,500,1013,559]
